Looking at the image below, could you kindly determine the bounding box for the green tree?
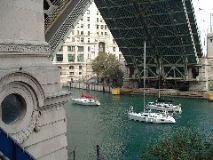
[141,127,213,160]
[92,52,123,87]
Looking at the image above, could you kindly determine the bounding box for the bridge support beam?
[0,0,70,159]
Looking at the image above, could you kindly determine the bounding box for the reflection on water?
[65,89,213,160]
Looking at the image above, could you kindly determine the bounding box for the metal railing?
[0,127,35,160]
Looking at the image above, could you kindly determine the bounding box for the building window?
[97,18,99,22]
[1,94,26,124]
[88,24,90,29]
[97,25,99,29]
[113,47,116,52]
[105,25,107,29]
[81,38,84,42]
[69,66,74,69]
[79,66,82,70]
[99,42,105,53]
[70,72,74,75]
[67,46,75,52]
[88,46,90,52]
[79,72,82,75]
[101,25,104,29]
[56,54,63,62]
[87,10,90,14]
[77,54,84,62]
[72,37,75,42]
[68,54,75,62]
[210,38,213,43]
[78,46,84,52]
[88,31,90,36]
[97,32,99,35]
[87,17,90,22]
[81,31,84,35]
[88,38,90,43]
[81,24,84,28]
[105,32,107,35]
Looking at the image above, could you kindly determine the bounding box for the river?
[65,88,213,160]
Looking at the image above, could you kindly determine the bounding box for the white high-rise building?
[52,2,124,85]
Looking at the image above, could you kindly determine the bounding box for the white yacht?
[72,97,101,106]
[128,106,176,124]
[146,100,182,113]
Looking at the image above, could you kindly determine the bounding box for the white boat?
[128,41,176,124]
[128,106,176,124]
[146,101,182,113]
[72,97,101,106]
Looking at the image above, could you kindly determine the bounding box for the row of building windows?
[59,46,84,52]
[59,65,83,70]
[60,72,82,76]
[56,54,84,62]
[76,23,107,30]
[96,25,107,30]
[59,44,118,54]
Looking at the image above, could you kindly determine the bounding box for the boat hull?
[128,112,176,124]
[72,98,100,106]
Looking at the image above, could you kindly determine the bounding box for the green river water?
[65,88,213,160]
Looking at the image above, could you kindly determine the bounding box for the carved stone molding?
[0,72,45,143]
[13,110,41,144]
[0,43,50,55]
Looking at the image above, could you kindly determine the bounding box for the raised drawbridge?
[45,0,206,89]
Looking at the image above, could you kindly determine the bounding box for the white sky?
[198,0,213,13]
[192,0,213,54]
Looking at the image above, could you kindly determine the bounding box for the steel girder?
[94,0,202,80]
[44,0,91,54]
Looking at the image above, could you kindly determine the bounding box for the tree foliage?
[92,52,124,87]
[141,127,213,160]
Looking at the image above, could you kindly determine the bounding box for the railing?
[0,127,35,160]
[45,0,72,31]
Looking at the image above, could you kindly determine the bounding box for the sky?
[192,0,213,54]
[199,0,213,13]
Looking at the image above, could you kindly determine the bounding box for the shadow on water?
[65,88,213,160]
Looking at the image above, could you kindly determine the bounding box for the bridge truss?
[94,0,203,82]
[44,0,91,53]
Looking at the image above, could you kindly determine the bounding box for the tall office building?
[210,13,213,33]
[52,2,124,85]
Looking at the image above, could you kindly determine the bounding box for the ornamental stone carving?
[0,72,45,143]
[0,43,50,55]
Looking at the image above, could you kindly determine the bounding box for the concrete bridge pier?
[0,0,70,159]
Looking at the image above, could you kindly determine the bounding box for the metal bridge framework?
[44,0,203,82]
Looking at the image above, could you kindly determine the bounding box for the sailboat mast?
[143,40,146,109]
[158,72,160,99]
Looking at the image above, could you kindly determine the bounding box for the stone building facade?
[0,0,70,159]
[52,2,125,85]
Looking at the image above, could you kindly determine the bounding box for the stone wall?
[0,0,70,159]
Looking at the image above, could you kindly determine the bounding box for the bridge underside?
[94,0,202,81]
